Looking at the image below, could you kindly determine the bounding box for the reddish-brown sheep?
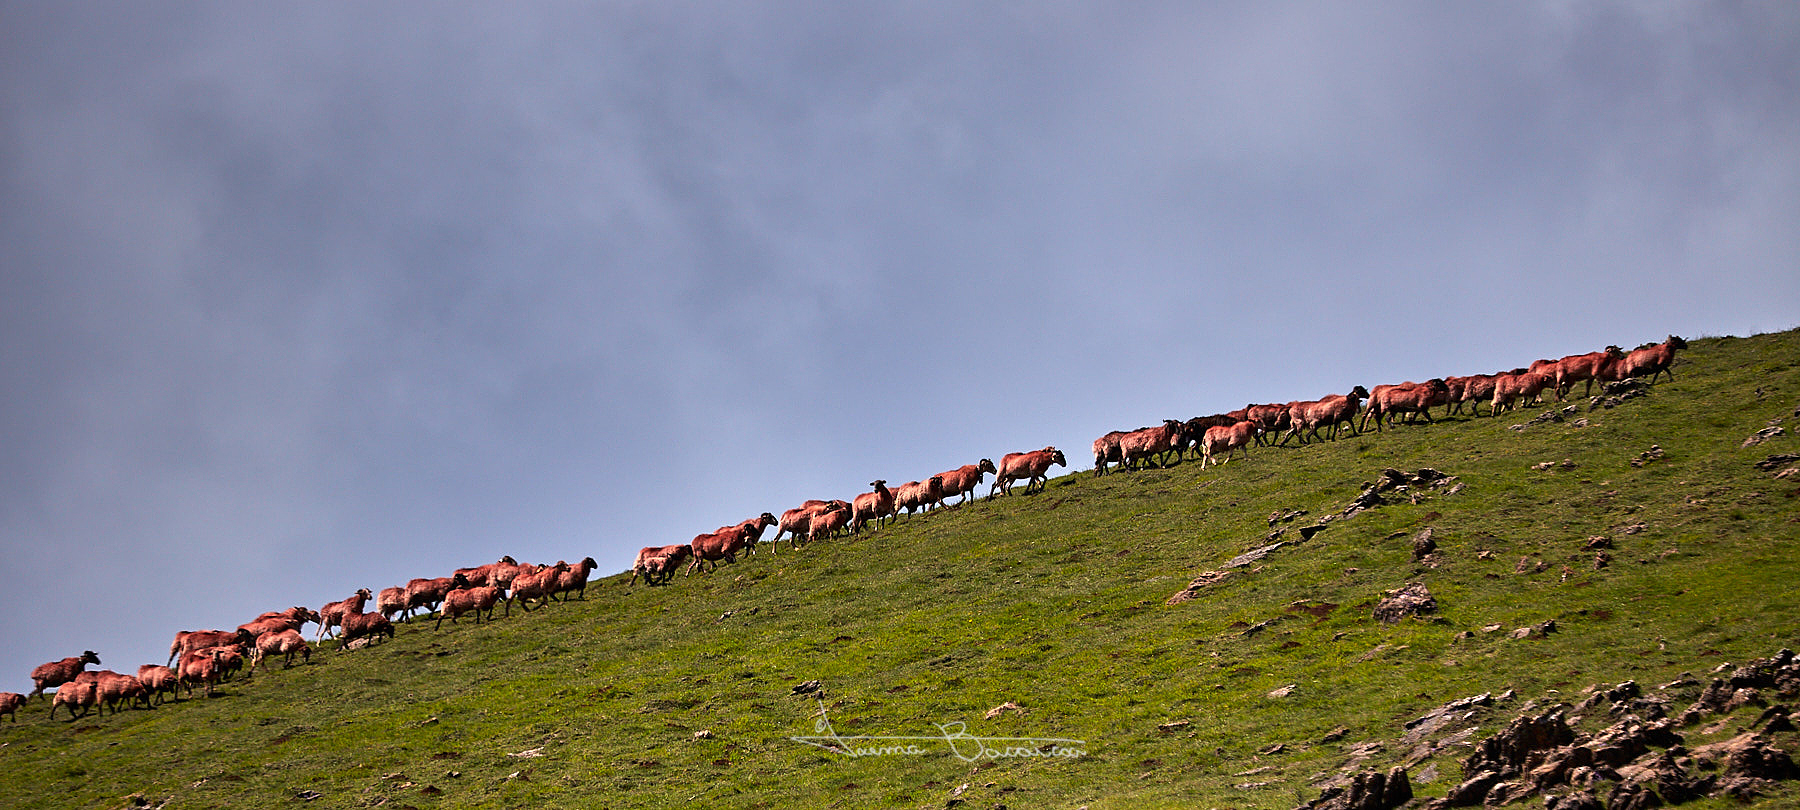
[401,574,471,620]
[1359,380,1447,432]
[553,557,600,601]
[511,561,570,609]
[1547,346,1626,399]
[629,544,691,586]
[990,448,1067,497]
[250,629,312,673]
[935,460,998,506]
[435,579,510,629]
[1618,335,1688,383]
[851,480,897,532]
[29,650,100,700]
[49,675,99,719]
[1202,421,1261,468]
[317,588,373,642]
[894,477,945,515]
[376,586,408,622]
[808,501,853,542]
[135,665,179,705]
[726,513,779,556]
[82,670,149,715]
[1444,374,1498,416]
[771,500,835,552]
[177,649,226,698]
[167,630,250,667]
[0,692,24,721]
[1245,403,1294,446]
[687,525,756,575]
[1092,431,1127,476]
[339,611,395,647]
[239,606,321,640]
[1284,386,1371,444]
[1120,420,1187,470]
[1491,370,1554,415]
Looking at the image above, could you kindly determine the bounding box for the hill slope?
[4,329,1799,809]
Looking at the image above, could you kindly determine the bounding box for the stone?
[1373,583,1437,624]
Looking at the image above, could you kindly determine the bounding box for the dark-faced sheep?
[436,580,510,628]
[1120,420,1187,470]
[1547,346,1626,399]
[0,692,23,721]
[29,650,100,700]
[990,448,1067,497]
[851,481,897,532]
[771,500,835,553]
[1619,335,1687,383]
[728,513,779,556]
[512,561,570,609]
[935,460,997,506]
[1359,380,1446,432]
[553,557,599,601]
[687,526,755,575]
[1491,370,1554,415]
[1092,431,1127,476]
[317,588,373,642]
[1284,386,1370,444]
[402,574,470,620]
[86,670,149,715]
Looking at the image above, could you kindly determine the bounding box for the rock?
[984,702,1024,720]
[1630,446,1665,468]
[1754,452,1800,471]
[1166,570,1232,605]
[1227,542,1289,569]
[1373,583,1436,624]
[1510,620,1557,640]
[1542,789,1602,810]
[1296,766,1411,810]
[1268,684,1297,699]
[1461,708,1575,777]
[1742,426,1785,447]
[1411,528,1437,561]
[790,680,821,695]
[1584,535,1613,550]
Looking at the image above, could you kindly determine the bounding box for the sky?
[2,2,1797,691]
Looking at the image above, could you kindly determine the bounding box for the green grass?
[4,330,1800,809]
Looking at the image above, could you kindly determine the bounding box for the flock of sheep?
[3,336,1688,724]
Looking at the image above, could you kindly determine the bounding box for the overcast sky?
[2,2,1796,690]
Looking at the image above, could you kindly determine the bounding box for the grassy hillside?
[4,330,1798,809]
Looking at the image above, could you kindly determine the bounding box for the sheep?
[990,447,1067,497]
[934,460,998,506]
[177,649,226,698]
[1359,380,1447,432]
[167,630,250,667]
[402,574,470,620]
[686,525,755,575]
[339,611,396,647]
[553,556,600,601]
[1202,420,1261,468]
[1491,370,1554,415]
[453,554,521,587]
[1444,374,1498,416]
[725,513,778,556]
[1091,431,1127,476]
[1278,386,1370,445]
[894,477,945,516]
[511,561,570,609]
[135,665,179,705]
[250,629,312,673]
[317,588,373,642]
[1120,420,1187,470]
[807,501,853,543]
[0,692,23,721]
[1182,412,1246,460]
[629,544,690,586]
[1619,335,1688,383]
[1245,403,1294,446]
[851,480,897,532]
[239,606,320,640]
[1547,346,1626,399]
[49,675,99,719]
[436,579,510,629]
[376,586,409,622]
[28,650,100,700]
[771,500,834,553]
[87,670,149,715]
